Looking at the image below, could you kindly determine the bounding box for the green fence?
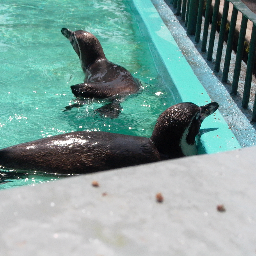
[168,0,256,121]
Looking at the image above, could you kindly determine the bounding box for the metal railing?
[168,0,256,121]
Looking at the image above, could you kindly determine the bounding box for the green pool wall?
[131,0,241,154]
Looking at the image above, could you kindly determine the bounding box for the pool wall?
[130,0,241,154]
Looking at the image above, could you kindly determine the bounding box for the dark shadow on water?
[94,100,122,119]
[0,170,27,184]
[200,127,219,136]
[63,97,124,119]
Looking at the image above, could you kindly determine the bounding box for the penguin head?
[61,28,105,69]
[151,102,219,159]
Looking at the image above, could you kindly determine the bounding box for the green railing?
[168,0,256,121]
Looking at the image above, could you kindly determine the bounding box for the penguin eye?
[205,108,210,114]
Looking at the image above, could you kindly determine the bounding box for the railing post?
[181,0,188,21]
[185,0,191,27]
[173,0,178,9]
[242,24,256,109]
[231,15,248,95]
[222,6,238,83]
[176,0,182,15]
[195,0,205,43]
[201,0,212,52]
[207,0,221,61]
[214,0,229,72]
[187,0,199,35]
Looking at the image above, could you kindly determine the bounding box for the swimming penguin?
[0,102,218,174]
[61,28,140,115]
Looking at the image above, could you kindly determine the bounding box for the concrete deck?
[0,146,256,255]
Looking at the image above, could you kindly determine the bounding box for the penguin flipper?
[71,83,111,99]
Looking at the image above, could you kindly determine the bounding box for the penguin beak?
[199,102,219,122]
[61,28,73,40]
[186,102,219,146]
[61,28,80,57]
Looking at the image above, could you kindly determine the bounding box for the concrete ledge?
[0,145,256,255]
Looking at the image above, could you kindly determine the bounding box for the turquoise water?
[0,0,174,189]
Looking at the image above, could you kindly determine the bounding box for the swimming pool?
[0,0,240,189]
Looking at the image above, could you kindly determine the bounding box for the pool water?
[0,0,174,189]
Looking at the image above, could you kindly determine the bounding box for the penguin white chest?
[180,126,197,156]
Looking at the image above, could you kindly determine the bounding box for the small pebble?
[156,192,164,203]
[91,181,99,187]
[217,204,226,212]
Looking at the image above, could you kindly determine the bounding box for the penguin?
[0,102,218,174]
[61,28,141,116]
